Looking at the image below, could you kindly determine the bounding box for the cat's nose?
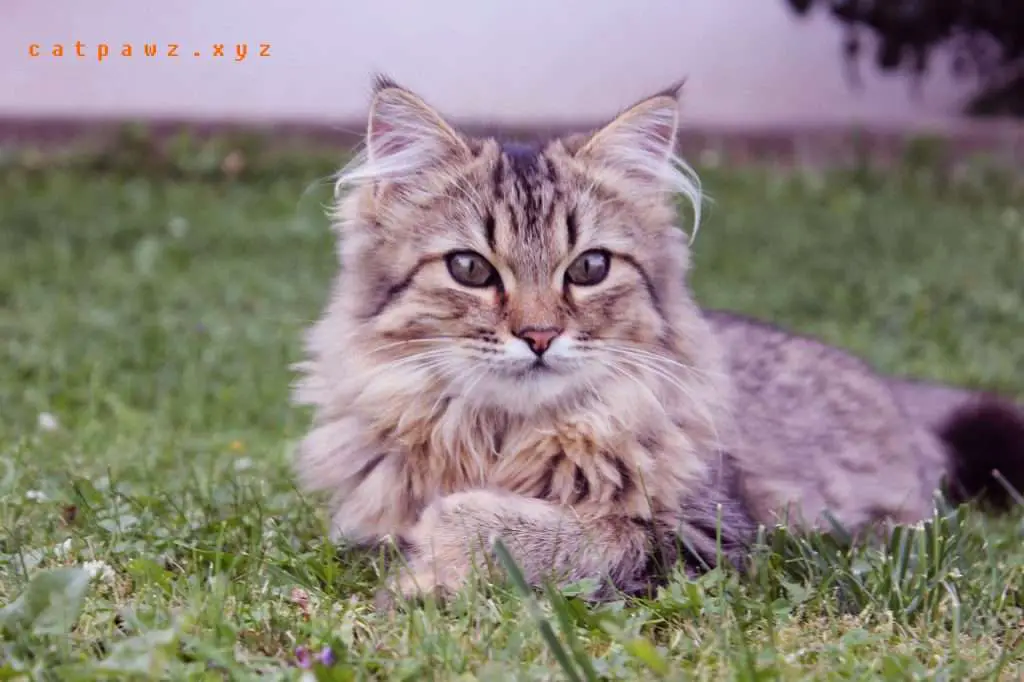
[515,327,563,356]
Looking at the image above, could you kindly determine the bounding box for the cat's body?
[293,77,1024,603]
[709,310,1024,526]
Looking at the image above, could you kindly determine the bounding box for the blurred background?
[3,0,1022,128]
[1,0,1022,437]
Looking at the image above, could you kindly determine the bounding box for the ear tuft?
[580,90,681,172]
[372,73,402,94]
[336,77,471,193]
[576,83,703,235]
[366,84,469,168]
[652,78,687,102]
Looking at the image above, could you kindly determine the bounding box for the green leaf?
[492,540,584,682]
[779,577,809,606]
[313,665,358,682]
[94,627,178,675]
[126,557,172,590]
[624,637,669,676]
[600,620,669,677]
[0,567,91,637]
[0,664,30,681]
[543,583,599,682]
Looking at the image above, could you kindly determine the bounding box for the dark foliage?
[787,1,1024,116]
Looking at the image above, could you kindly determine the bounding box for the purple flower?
[294,645,336,669]
[318,646,336,667]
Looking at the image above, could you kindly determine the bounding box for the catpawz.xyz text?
[27,42,272,62]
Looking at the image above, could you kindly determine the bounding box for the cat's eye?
[445,250,497,288]
[565,250,611,287]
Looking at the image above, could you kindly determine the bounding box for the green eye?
[565,249,611,286]
[445,250,497,288]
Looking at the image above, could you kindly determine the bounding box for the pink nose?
[516,327,562,356]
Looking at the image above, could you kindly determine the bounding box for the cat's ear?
[576,83,684,187]
[360,75,471,184]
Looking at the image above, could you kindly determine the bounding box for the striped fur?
[294,78,739,600]
[293,77,1024,604]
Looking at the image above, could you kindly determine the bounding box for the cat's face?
[332,79,702,415]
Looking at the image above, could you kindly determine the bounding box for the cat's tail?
[891,377,1024,510]
[939,398,1024,510]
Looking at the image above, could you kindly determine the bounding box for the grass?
[1,136,1023,680]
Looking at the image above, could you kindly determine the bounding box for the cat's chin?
[459,368,590,416]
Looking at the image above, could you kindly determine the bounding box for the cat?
[292,76,1024,605]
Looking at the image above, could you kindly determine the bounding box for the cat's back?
[702,310,947,534]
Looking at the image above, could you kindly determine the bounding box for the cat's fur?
[292,77,1024,603]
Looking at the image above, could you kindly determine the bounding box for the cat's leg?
[380,488,657,604]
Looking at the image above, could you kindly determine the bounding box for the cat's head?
[318,76,708,416]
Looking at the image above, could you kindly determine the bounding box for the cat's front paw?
[373,542,475,610]
[374,565,452,611]
[375,490,505,608]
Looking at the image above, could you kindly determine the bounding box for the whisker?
[365,337,461,355]
[593,346,729,387]
[603,353,722,445]
[425,361,489,423]
[599,343,728,383]
[451,175,487,219]
[368,348,452,367]
[603,360,663,408]
[356,350,457,382]
[461,365,492,397]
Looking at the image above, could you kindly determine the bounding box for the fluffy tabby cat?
[293,76,1024,603]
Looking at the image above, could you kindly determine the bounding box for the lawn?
[1,138,1023,680]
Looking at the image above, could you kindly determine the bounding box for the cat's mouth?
[505,358,559,378]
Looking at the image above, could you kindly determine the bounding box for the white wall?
[1,0,971,126]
